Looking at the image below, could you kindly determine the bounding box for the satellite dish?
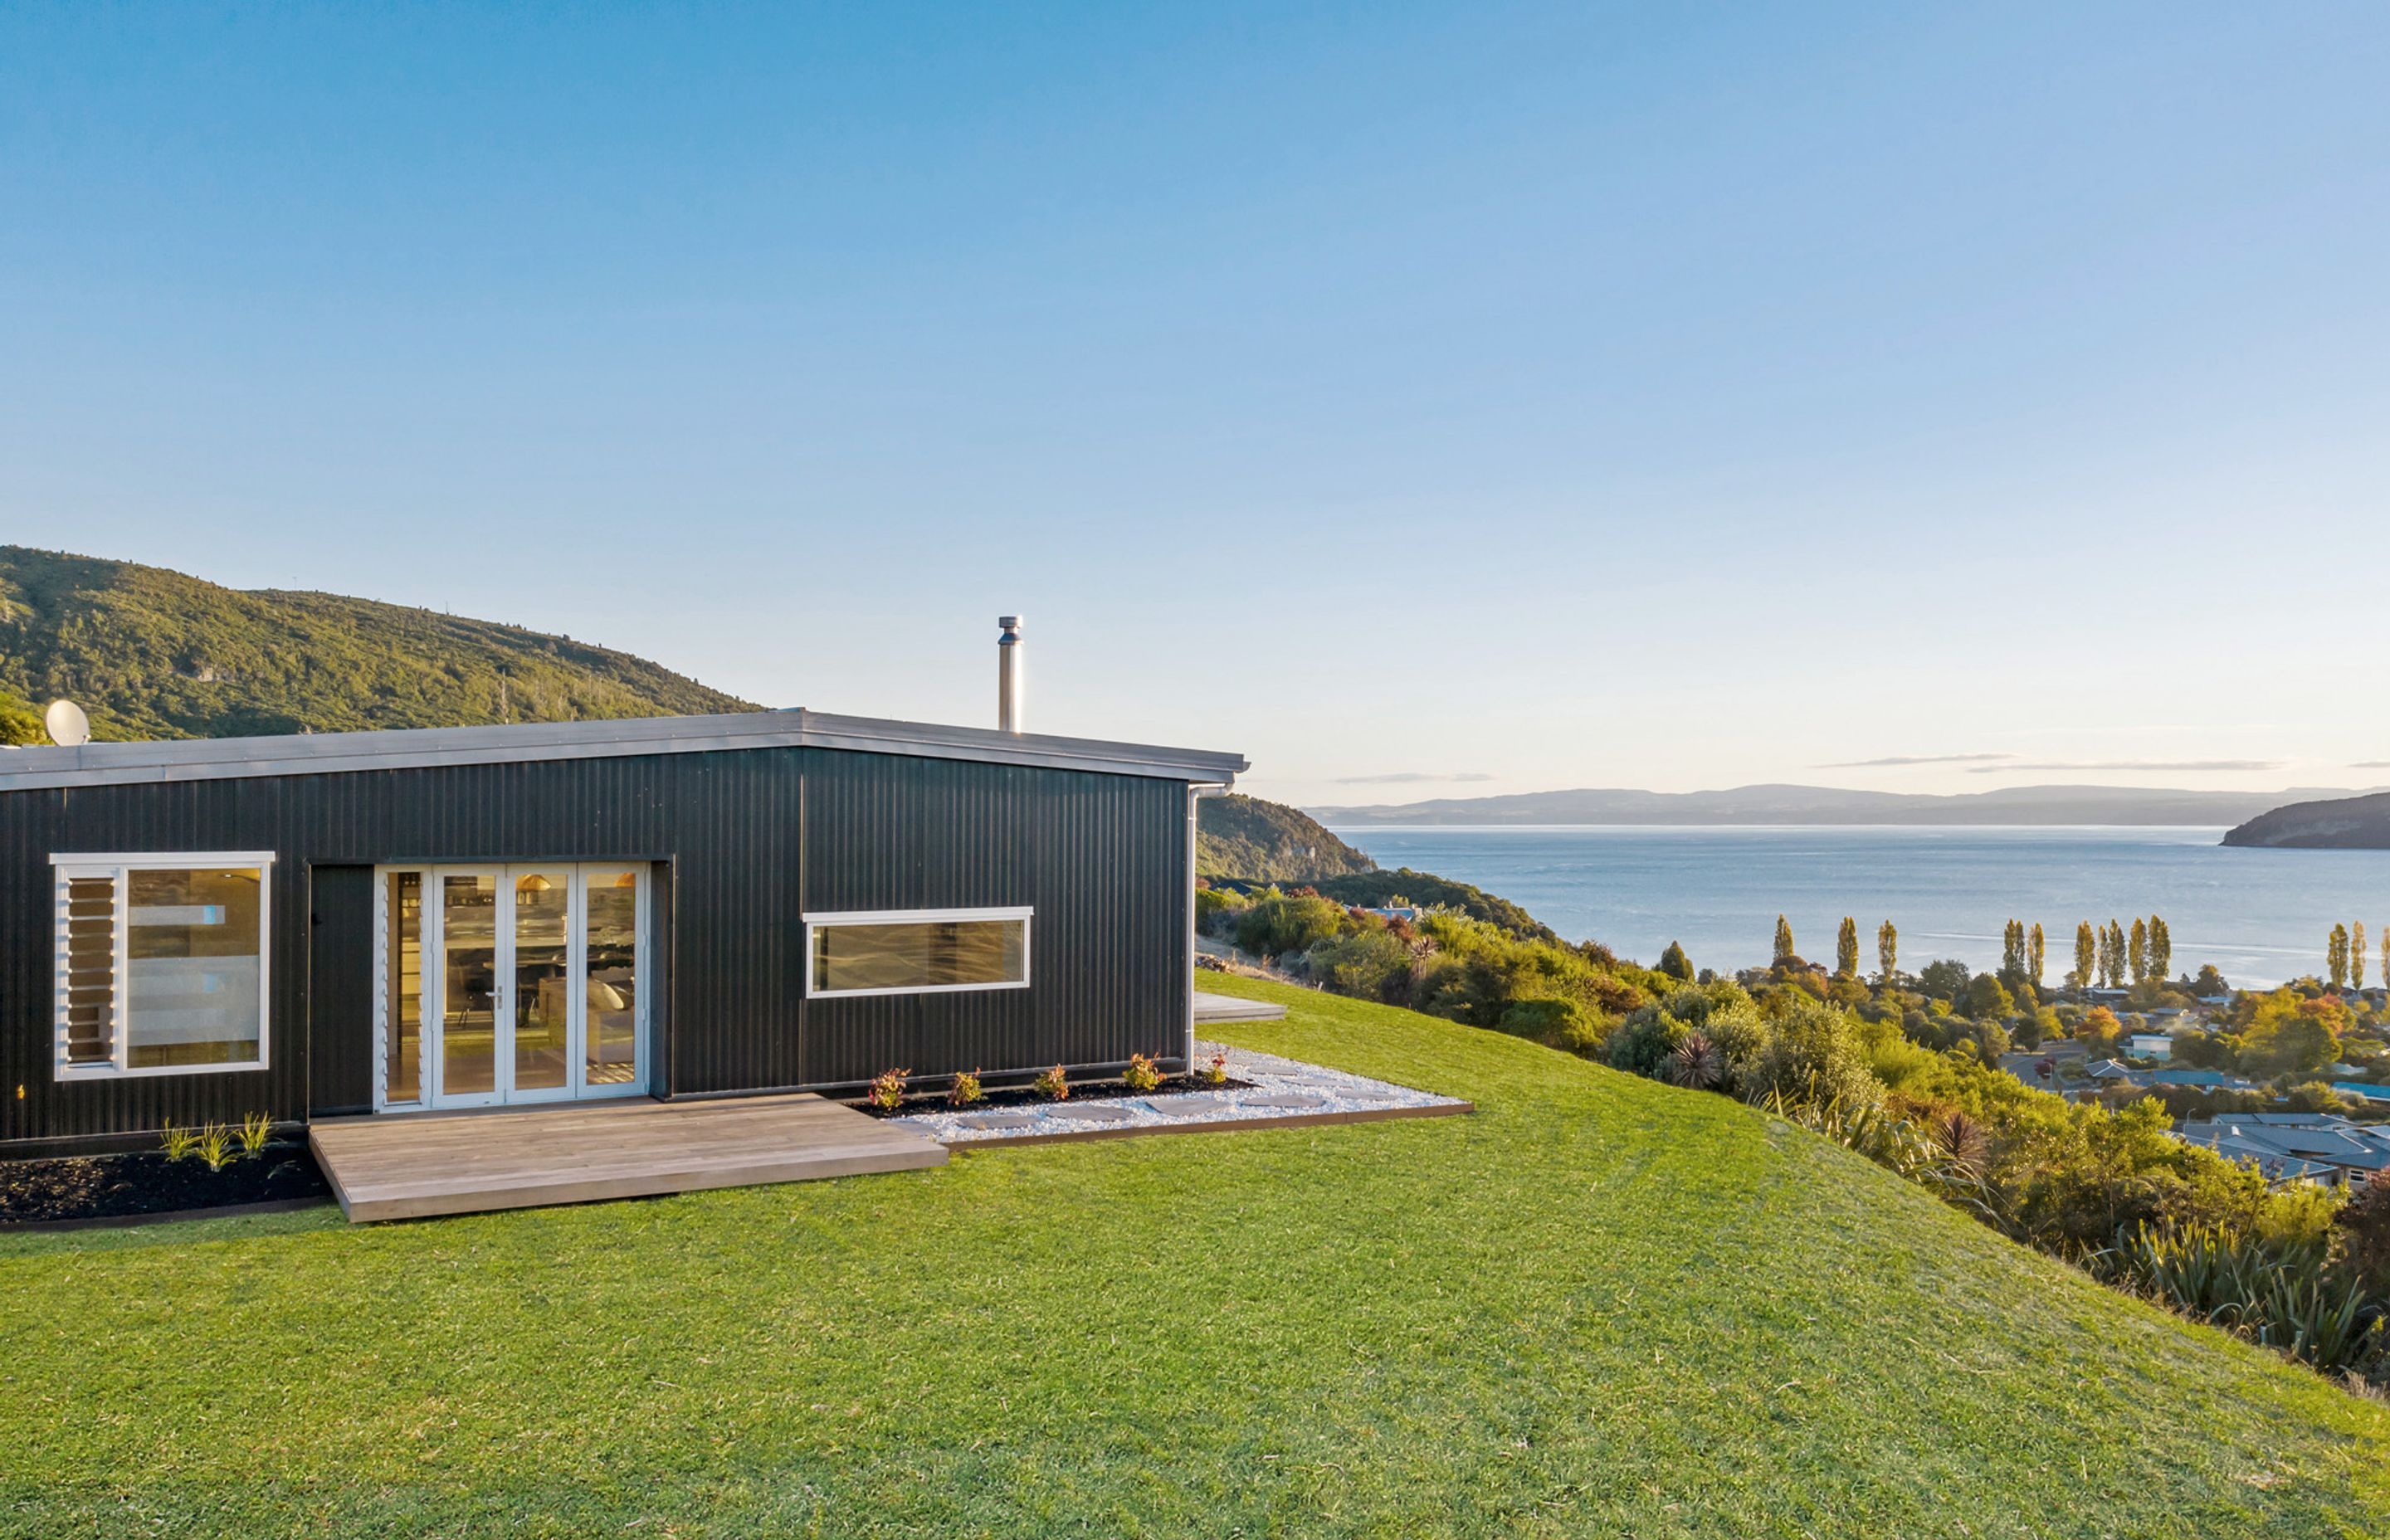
[43,699,90,748]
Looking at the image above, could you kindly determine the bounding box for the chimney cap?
[998,615,1022,631]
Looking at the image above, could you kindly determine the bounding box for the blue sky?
[4,3,2385,805]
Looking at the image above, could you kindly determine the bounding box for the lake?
[1323,826,2390,991]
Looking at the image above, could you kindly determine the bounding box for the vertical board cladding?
[307,865,377,1115]
[793,751,1188,1091]
[0,743,1190,1147]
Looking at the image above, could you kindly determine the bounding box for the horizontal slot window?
[805,908,1031,998]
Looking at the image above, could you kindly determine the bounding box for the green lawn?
[5,976,2388,1538]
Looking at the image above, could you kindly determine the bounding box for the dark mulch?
[0,1143,329,1226]
[855,1074,1256,1118]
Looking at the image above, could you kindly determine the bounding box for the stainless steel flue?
[997,616,1025,733]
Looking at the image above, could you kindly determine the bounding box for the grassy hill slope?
[0,545,754,740]
[1197,792,1377,883]
[3,982,2383,1536]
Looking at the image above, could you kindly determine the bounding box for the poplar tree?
[2329,924,2351,991]
[1836,916,1859,978]
[2074,922,2095,990]
[2028,922,2046,988]
[2356,923,2369,991]
[2002,919,2026,981]
[2149,916,2171,982]
[1773,914,1796,964]
[1878,920,1898,984]
[2129,918,2149,987]
[2100,921,2127,989]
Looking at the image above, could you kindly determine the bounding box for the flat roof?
[0,709,1247,792]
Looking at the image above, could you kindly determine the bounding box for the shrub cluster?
[1206,886,1673,1056]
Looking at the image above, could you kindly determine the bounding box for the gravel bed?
[889,1040,1464,1144]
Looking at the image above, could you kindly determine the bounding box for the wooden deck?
[310,1094,948,1223]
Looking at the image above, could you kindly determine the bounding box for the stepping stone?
[1149,1095,1236,1116]
[1331,1087,1401,1103]
[958,1113,1042,1129]
[1241,1094,1329,1110]
[1045,1104,1136,1123]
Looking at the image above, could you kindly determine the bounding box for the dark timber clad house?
[4,701,1245,1156]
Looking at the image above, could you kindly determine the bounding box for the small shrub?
[1744,995,1881,1112]
[159,1123,199,1162]
[194,1123,237,1173]
[1123,1053,1163,1093]
[1500,996,1597,1053]
[1032,1065,1070,1101]
[947,1068,984,1108]
[1200,1051,1229,1086]
[1661,1032,1722,1089]
[2091,1221,2386,1377]
[1235,894,1349,958]
[2339,1169,2390,1294]
[1304,929,1416,1002]
[866,1068,910,1111]
[237,1112,275,1158]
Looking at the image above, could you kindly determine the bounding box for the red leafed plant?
[866,1067,910,1111]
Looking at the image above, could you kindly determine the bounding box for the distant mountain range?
[1309,782,2390,828]
[2223,791,2390,849]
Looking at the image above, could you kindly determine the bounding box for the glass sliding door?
[510,869,573,1099]
[379,863,646,1111]
[583,868,642,1089]
[440,872,502,1103]
[385,870,423,1103]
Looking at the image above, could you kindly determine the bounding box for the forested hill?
[1196,794,1377,884]
[0,546,756,741]
[2223,791,2390,849]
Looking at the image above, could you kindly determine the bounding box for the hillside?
[1197,793,1376,883]
[0,546,754,741]
[1309,867,1560,943]
[2225,791,2390,849]
[1312,781,2381,826]
[4,977,2385,1534]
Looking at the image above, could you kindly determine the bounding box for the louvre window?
[52,855,272,1077]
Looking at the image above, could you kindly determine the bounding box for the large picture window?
[52,853,273,1078]
[804,907,1032,998]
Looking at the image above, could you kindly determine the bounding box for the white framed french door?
[373,863,650,1112]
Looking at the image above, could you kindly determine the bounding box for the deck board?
[310,1094,947,1222]
[1192,988,1287,1024]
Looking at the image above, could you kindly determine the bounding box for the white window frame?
[50,851,276,1080]
[802,905,1034,999]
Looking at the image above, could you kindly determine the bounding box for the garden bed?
[853,1073,1256,1118]
[0,1143,329,1227]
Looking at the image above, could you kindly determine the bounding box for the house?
[7,628,1246,1156]
[2333,1082,2390,1105]
[2173,1114,2390,1187]
[2144,1068,2249,1091]
[2127,1033,2173,1060]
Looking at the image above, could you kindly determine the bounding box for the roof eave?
[0,707,1248,792]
